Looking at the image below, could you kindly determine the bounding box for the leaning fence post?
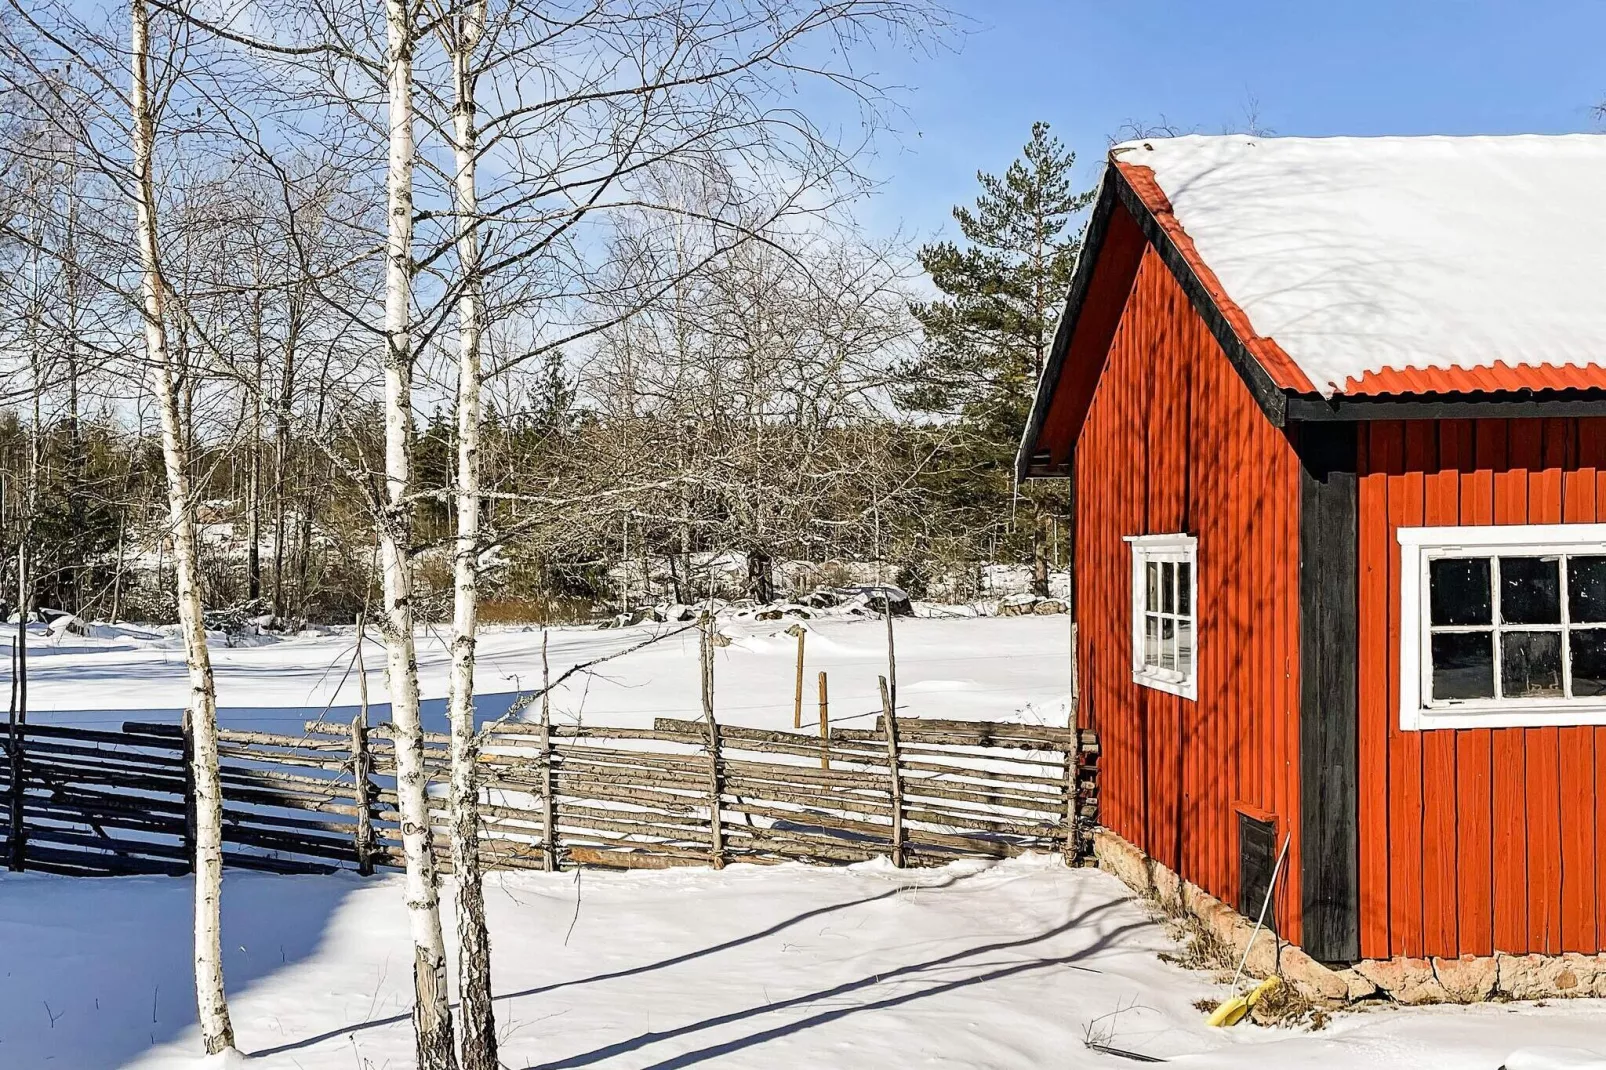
[701,623,725,869]
[878,675,904,868]
[792,626,806,730]
[350,712,376,875]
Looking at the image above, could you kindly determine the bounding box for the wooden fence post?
[540,629,557,871]
[7,637,22,872]
[878,675,903,868]
[792,627,806,729]
[181,713,197,873]
[350,712,375,875]
[817,670,829,771]
[701,624,725,869]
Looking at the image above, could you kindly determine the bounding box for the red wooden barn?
[1020,133,1606,966]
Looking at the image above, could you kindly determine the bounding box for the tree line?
[0,1,1090,1064]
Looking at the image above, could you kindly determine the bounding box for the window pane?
[1430,558,1492,626]
[1144,614,1159,668]
[1501,631,1564,698]
[1160,617,1175,670]
[1569,556,1606,624]
[1145,562,1159,612]
[1500,556,1562,625]
[1177,562,1192,616]
[1431,631,1495,700]
[1177,618,1194,677]
[1161,562,1175,613]
[1571,627,1606,697]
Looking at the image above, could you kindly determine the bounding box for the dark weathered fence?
[0,714,1100,877]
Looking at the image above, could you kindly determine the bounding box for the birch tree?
[129,0,234,1054]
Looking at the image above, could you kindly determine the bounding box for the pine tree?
[903,122,1093,595]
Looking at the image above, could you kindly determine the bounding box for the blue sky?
[854,0,1606,240]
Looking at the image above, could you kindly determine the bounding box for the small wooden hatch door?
[1237,812,1278,932]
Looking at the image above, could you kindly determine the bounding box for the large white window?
[1400,524,1606,729]
[1126,534,1198,700]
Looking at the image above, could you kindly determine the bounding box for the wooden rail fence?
[0,714,1100,877]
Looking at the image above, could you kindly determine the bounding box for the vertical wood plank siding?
[1356,416,1606,958]
[1076,246,1304,944]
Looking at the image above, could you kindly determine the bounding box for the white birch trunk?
[129,0,233,1054]
[380,2,457,1066]
[444,3,496,1067]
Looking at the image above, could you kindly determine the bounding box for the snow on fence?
[0,715,1100,877]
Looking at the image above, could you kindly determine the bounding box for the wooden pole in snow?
[540,629,556,871]
[701,622,725,869]
[878,675,903,868]
[792,628,806,730]
[883,595,897,715]
[352,614,375,875]
[7,638,21,871]
[817,670,829,771]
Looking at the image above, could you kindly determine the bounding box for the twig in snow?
[564,868,583,947]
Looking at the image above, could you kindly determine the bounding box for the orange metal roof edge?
[1115,161,1316,395]
[1338,362,1606,396]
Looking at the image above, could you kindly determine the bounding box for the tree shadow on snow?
[0,869,359,1067]
[518,893,1143,1070]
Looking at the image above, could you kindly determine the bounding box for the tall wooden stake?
[792,627,806,729]
[878,675,903,868]
[540,629,556,871]
[7,638,21,871]
[883,597,897,714]
[352,712,375,875]
[817,670,829,771]
[700,622,724,869]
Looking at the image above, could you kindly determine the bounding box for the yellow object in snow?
[1205,975,1281,1027]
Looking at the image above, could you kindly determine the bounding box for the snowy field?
[8,612,1075,733]
[2,858,1605,1068]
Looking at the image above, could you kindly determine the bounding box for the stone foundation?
[1093,826,1606,1005]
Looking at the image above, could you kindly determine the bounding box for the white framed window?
[1400,523,1606,729]
[1125,534,1198,700]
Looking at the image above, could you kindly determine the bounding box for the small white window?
[1126,534,1198,700]
[1400,524,1606,729]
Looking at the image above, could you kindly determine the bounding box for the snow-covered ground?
[7,612,1605,1068]
[2,858,1603,1068]
[9,613,1075,733]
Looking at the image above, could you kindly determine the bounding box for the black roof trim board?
[1285,391,1606,422]
[1014,169,1122,484]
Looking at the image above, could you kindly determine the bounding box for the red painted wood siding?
[1357,417,1606,959]
[1076,245,1304,943]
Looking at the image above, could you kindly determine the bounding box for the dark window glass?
[1431,632,1494,700]
[1160,617,1175,670]
[1571,628,1606,697]
[1501,631,1564,698]
[1144,614,1159,667]
[1177,619,1194,676]
[1145,562,1159,613]
[1500,556,1562,624]
[1177,562,1192,616]
[1430,558,1491,626]
[1569,556,1606,624]
[1161,562,1175,613]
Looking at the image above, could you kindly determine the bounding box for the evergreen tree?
[902,122,1093,594]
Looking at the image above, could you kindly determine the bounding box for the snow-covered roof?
[1112,133,1606,397]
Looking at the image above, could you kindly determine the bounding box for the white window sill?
[1133,669,1197,701]
[1404,701,1606,730]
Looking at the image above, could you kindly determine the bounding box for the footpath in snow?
[1,858,1603,1069]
